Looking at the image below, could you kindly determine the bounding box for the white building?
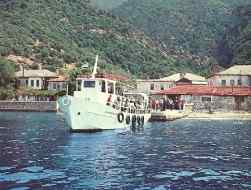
[15,69,57,90]
[136,79,175,95]
[136,73,207,95]
[161,73,208,85]
[208,65,251,87]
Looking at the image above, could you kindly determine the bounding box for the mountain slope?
[90,0,127,10]
[0,0,210,79]
[215,5,251,66]
[113,0,250,60]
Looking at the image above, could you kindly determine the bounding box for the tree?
[0,88,15,100]
[0,58,15,87]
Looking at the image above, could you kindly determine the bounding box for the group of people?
[108,94,185,112]
[108,95,147,111]
[122,97,146,110]
[150,97,184,111]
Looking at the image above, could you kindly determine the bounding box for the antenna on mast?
[91,55,99,79]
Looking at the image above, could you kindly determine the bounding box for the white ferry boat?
[58,57,151,132]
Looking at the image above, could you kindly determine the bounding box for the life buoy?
[62,98,70,106]
[126,115,130,125]
[117,113,124,123]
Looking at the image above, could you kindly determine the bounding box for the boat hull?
[58,96,150,132]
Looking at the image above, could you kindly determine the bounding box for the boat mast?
[66,83,69,96]
[91,55,99,79]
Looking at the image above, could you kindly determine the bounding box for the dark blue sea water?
[0,112,251,190]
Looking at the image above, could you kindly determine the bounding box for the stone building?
[208,65,251,87]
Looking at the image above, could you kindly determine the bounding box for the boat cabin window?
[101,80,106,93]
[77,80,82,91]
[84,80,96,88]
[107,82,114,94]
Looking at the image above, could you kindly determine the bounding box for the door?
[234,96,243,111]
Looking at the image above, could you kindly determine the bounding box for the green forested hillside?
[0,0,210,79]
[114,0,251,66]
[215,5,251,66]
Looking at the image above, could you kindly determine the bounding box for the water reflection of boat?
[58,56,151,132]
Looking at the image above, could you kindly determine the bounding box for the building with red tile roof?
[152,84,251,112]
[150,65,251,112]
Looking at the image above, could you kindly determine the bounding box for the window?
[230,80,235,86]
[31,80,34,87]
[53,83,57,90]
[221,80,226,86]
[84,81,96,88]
[36,80,40,87]
[169,83,175,88]
[26,80,28,87]
[17,80,21,86]
[238,79,242,86]
[202,96,212,102]
[161,85,164,90]
[107,82,114,94]
[150,83,154,90]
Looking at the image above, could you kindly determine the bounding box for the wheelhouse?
[76,77,122,95]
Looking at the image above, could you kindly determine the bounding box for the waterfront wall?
[193,96,234,112]
[191,96,251,112]
[0,101,57,112]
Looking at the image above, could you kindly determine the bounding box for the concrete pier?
[150,110,190,122]
[0,101,57,112]
[186,112,251,120]
[150,110,251,121]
